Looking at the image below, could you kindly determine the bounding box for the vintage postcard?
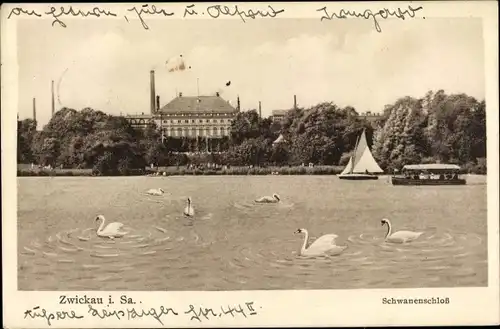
[2,1,499,328]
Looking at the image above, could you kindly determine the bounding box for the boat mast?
[350,131,361,174]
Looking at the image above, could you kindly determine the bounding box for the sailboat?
[338,129,384,180]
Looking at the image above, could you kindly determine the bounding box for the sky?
[17,17,485,128]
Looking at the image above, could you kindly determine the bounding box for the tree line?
[17,90,486,174]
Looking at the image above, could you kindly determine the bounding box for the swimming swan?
[381,218,423,243]
[294,228,347,257]
[255,193,281,204]
[95,215,128,239]
[146,188,165,196]
[184,198,195,217]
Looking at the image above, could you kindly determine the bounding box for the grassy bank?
[17,165,345,177]
[148,165,345,176]
[17,164,486,177]
[17,168,93,177]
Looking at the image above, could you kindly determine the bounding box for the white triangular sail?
[352,147,384,173]
[340,129,383,175]
[340,157,353,175]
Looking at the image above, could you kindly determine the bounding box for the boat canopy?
[402,164,461,172]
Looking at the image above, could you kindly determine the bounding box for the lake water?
[17,175,488,290]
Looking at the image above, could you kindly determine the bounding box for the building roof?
[272,109,289,116]
[402,164,461,171]
[127,113,153,119]
[158,95,237,114]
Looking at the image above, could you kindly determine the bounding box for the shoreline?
[17,166,344,177]
[16,165,485,177]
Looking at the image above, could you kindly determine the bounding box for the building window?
[199,119,202,123]
[191,120,195,123]
[213,127,218,136]
[184,120,188,123]
[220,127,226,136]
[206,119,210,123]
[177,120,181,123]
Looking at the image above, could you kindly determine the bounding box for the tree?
[373,91,486,170]
[225,137,271,166]
[17,119,37,163]
[270,142,290,166]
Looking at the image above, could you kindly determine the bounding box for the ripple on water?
[20,225,176,277]
[19,217,485,290]
[343,231,485,275]
[233,200,295,212]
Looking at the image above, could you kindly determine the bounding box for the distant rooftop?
[158,94,237,114]
[359,111,382,116]
[272,109,289,116]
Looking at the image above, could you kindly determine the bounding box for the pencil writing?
[24,306,84,326]
[317,5,424,32]
[7,7,42,19]
[125,4,175,30]
[45,6,117,28]
[23,302,259,325]
[205,4,285,22]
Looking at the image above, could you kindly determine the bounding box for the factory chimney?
[51,80,55,116]
[156,95,160,112]
[237,96,240,111]
[150,70,156,114]
[32,98,37,123]
[293,95,297,109]
[258,101,262,118]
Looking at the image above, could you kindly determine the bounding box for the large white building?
[126,70,240,138]
[156,92,239,138]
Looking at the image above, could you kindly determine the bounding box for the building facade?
[126,92,240,138]
[155,93,239,138]
[271,109,288,122]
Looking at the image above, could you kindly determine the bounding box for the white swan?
[183,198,195,217]
[255,193,281,204]
[294,228,347,257]
[381,218,423,243]
[146,188,165,196]
[95,215,128,239]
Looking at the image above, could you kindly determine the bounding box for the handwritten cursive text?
[317,5,424,32]
[206,5,285,23]
[127,305,179,325]
[44,6,117,28]
[184,302,258,322]
[125,4,175,30]
[24,306,84,326]
[8,7,42,19]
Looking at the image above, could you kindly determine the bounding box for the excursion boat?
[338,129,384,180]
[391,164,467,186]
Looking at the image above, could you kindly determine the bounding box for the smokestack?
[237,96,240,111]
[51,80,55,116]
[156,95,160,112]
[293,95,297,109]
[32,98,37,123]
[150,70,156,114]
[258,101,262,118]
